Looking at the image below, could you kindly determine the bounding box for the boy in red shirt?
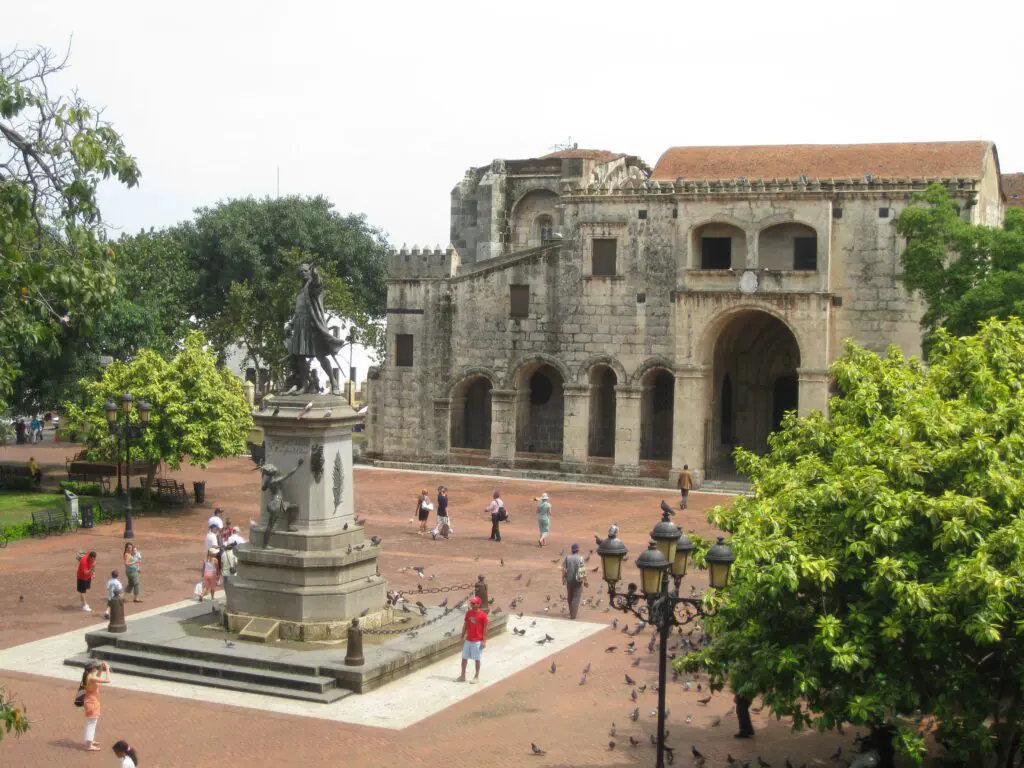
[456,596,489,683]
[76,551,97,612]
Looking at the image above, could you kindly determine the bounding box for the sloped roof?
[542,148,625,163]
[650,141,993,182]
[1003,172,1024,208]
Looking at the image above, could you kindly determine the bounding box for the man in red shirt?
[456,596,489,683]
[76,551,97,612]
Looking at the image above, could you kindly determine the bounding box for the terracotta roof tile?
[1003,173,1024,208]
[542,148,625,163]
[650,141,992,182]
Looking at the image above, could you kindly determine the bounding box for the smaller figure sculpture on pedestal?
[259,458,304,548]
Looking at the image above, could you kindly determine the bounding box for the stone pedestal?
[225,395,391,640]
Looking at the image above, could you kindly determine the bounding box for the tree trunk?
[144,463,157,500]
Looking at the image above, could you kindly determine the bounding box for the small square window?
[878,207,890,218]
[638,209,648,220]
[395,334,414,367]
[510,285,530,317]
[672,208,679,219]
[636,292,646,304]
[831,295,843,307]
[833,208,843,219]
[592,238,617,276]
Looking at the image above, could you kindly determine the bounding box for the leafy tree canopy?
[899,184,1024,356]
[682,318,1024,767]
[65,331,252,482]
[0,45,139,408]
[179,195,388,369]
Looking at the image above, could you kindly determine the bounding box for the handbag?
[74,685,86,707]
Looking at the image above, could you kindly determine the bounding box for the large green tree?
[65,331,252,488]
[180,195,388,379]
[682,319,1024,767]
[0,45,140,408]
[899,184,1024,356]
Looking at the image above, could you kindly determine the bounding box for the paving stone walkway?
[0,444,851,767]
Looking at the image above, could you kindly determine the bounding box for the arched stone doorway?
[710,311,800,467]
[640,368,674,461]
[588,365,616,458]
[515,363,564,455]
[450,376,492,451]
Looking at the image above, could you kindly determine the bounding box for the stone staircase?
[65,638,352,704]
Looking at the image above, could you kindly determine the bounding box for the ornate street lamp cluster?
[104,393,151,539]
[597,502,736,768]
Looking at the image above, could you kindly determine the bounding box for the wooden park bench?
[31,508,71,536]
[154,478,188,505]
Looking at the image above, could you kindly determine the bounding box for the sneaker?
[103,611,110,619]
[82,604,92,612]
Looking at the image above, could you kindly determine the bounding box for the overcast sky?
[7,0,1021,251]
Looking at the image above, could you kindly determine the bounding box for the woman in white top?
[112,739,139,767]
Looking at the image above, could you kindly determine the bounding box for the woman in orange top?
[81,659,111,750]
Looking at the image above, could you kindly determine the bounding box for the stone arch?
[757,221,819,271]
[576,354,628,386]
[696,305,808,369]
[449,374,493,451]
[639,365,674,461]
[513,359,565,455]
[629,356,675,386]
[691,220,748,270]
[446,366,499,399]
[707,308,801,466]
[587,364,618,458]
[510,189,558,250]
[508,353,572,390]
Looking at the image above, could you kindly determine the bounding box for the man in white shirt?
[104,570,123,619]
[208,508,225,531]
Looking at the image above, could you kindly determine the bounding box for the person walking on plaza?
[534,492,552,547]
[456,596,489,683]
[103,571,123,620]
[123,543,143,602]
[79,659,110,751]
[562,543,586,619]
[486,490,507,542]
[30,415,42,443]
[112,740,140,767]
[76,551,97,612]
[199,548,219,601]
[431,486,452,540]
[415,488,432,534]
[734,693,755,739]
[677,464,693,510]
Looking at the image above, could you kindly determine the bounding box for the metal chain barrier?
[360,583,476,636]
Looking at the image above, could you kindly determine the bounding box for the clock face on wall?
[738,270,758,295]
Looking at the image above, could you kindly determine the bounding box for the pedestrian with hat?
[562,543,586,619]
[533,492,552,547]
[456,596,489,683]
[78,659,110,751]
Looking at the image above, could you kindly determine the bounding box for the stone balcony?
[679,268,824,294]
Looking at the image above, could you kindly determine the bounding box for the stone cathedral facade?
[365,141,1007,486]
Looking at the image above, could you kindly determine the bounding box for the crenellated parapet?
[559,175,980,199]
[388,245,461,280]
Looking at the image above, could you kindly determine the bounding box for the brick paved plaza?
[0,443,850,766]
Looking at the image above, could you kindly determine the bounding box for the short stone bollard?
[475,574,489,614]
[107,596,127,633]
[344,619,364,666]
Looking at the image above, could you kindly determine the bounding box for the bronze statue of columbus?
[283,263,345,396]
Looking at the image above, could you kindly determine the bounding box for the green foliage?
[0,45,140,410]
[0,521,33,541]
[680,318,1024,766]
[0,476,37,491]
[58,480,102,496]
[0,683,29,741]
[180,196,388,378]
[66,331,252,476]
[898,185,1024,356]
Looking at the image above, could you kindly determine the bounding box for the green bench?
[31,508,71,537]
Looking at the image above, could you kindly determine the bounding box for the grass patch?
[0,491,64,526]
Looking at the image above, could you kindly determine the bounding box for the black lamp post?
[105,394,151,539]
[598,506,736,768]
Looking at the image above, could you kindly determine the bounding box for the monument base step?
[65,648,351,703]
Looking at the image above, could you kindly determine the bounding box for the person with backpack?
[76,659,110,751]
[562,543,586,619]
[486,490,508,542]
